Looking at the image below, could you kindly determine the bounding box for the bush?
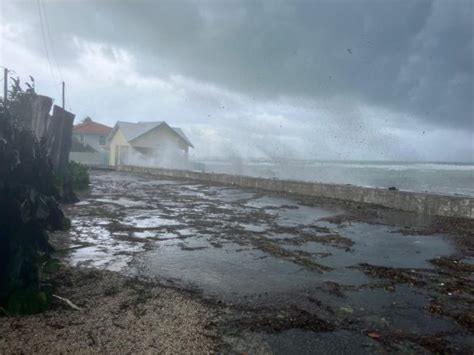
[0,85,67,315]
[68,161,90,191]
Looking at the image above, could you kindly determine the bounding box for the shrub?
[69,160,90,190]
[0,84,67,314]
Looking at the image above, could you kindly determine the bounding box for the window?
[99,136,106,145]
[80,134,84,142]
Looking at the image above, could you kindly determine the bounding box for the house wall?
[108,129,129,166]
[131,125,189,164]
[70,151,108,166]
[73,133,108,152]
[132,125,188,152]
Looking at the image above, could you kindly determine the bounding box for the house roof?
[109,121,194,148]
[73,117,113,135]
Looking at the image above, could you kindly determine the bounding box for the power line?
[40,0,63,83]
[37,0,61,97]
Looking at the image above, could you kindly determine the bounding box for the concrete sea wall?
[118,165,474,219]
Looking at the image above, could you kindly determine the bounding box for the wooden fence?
[10,94,75,175]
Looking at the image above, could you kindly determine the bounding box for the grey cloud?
[6,0,473,130]
[2,0,473,162]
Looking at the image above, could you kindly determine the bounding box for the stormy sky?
[1,0,473,161]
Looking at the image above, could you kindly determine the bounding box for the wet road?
[58,170,474,353]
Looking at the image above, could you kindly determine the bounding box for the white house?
[70,117,112,166]
[108,121,193,168]
[72,117,112,152]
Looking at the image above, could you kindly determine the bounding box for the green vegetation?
[54,160,90,194]
[68,160,90,190]
[0,79,67,314]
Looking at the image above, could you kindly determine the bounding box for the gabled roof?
[73,117,112,135]
[170,127,193,148]
[109,121,193,148]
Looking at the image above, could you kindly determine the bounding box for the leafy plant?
[68,160,90,190]
[0,80,67,314]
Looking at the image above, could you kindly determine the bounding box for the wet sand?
[2,170,473,353]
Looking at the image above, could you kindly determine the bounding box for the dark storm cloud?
[5,0,474,130]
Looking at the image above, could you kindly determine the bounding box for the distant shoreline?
[190,160,474,197]
[194,159,474,165]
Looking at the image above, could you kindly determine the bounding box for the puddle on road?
[133,223,454,297]
[339,223,454,269]
[67,216,144,272]
[260,329,383,355]
[139,179,180,186]
[94,197,150,208]
[122,212,182,229]
[69,246,135,272]
[134,238,326,302]
[336,285,459,334]
[278,207,338,226]
[241,223,269,232]
[205,186,256,203]
[281,223,454,269]
[132,231,180,240]
[271,205,340,227]
[65,171,456,302]
[245,196,299,209]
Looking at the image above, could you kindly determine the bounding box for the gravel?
[0,267,218,354]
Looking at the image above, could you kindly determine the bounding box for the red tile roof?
[73,118,112,135]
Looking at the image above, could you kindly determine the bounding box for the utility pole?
[3,68,7,105]
[61,81,65,109]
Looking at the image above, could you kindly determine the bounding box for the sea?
[195,160,474,197]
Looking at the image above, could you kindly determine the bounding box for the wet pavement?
[57,170,474,353]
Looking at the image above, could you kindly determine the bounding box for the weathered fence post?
[10,95,78,203]
[9,94,53,137]
[45,105,77,203]
[45,105,74,173]
[31,95,53,139]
